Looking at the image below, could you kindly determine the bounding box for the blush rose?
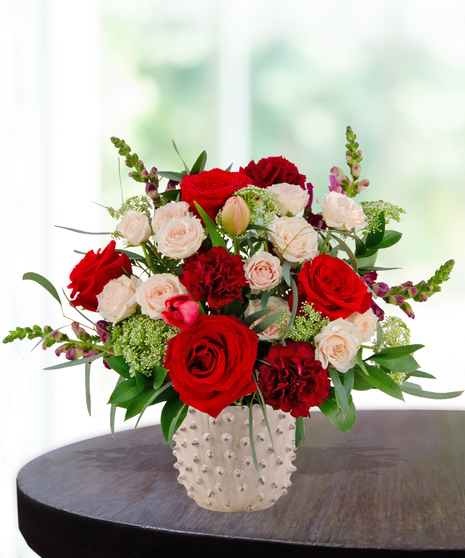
[318,191,367,231]
[155,216,206,260]
[117,210,152,246]
[268,216,319,263]
[96,275,138,324]
[315,318,363,373]
[136,274,187,319]
[268,183,310,216]
[243,250,283,294]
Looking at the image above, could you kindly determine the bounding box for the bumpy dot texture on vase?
[172,405,297,512]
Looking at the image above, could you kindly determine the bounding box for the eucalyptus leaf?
[369,354,420,374]
[252,312,282,334]
[356,252,378,269]
[172,140,190,174]
[243,309,271,327]
[295,416,305,447]
[44,353,102,370]
[54,225,111,235]
[158,171,185,182]
[400,382,463,400]
[85,362,91,416]
[110,376,125,440]
[260,289,271,310]
[248,402,259,471]
[327,233,358,272]
[282,260,292,287]
[23,272,62,307]
[374,344,424,358]
[407,370,436,379]
[319,389,356,432]
[329,368,348,418]
[356,347,369,375]
[342,368,354,399]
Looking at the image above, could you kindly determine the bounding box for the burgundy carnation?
[179,246,246,310]
[258,341,330,418]
[239,156,306,189]
[68,241,132,312]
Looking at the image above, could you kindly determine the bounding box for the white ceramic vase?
[172,404,297,512]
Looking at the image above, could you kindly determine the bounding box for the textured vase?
[172,404,297,512]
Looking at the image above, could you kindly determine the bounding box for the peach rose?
[152,202,192,234]
[245,297,290,341]
[97,275,138,324]
[118,210,152,246]
[268,183,310,216]
[155,216,206,260]
[347,308,378,342]
[314,318,363,373]
[268,216,319,263]
[244,250,283,294]
[136,274,187,319]
[318,191,367,231]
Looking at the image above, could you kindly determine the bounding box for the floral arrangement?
[5,127,461,463]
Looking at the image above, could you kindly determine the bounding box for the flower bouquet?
[5,127,461,511]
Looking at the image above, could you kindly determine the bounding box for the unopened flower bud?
[55,344,68,357]
[346,155,353,164]
[352,163,361,178]
[407,287,418,298]
[388,294,404,306]
[145,182,160,202]
[66,347,85,361]
[71,322,87,340]
[150,166,158,175]
[222,196,250,235]
[356,179,370,193]
[96,320,111,344]
[141,169,149,178]
[166,180,178,191]
[400,301,415,319]
[371,282,390,297]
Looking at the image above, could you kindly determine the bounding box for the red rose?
[258,341,330,418]
[180,168,249,221]
[165,315,258,417]
[293,254,372,321]
[239,156,306,188]
[180,246,246,310]
[68,240,132,312]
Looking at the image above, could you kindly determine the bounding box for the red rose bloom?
[239,156,306,189]
[165,315,258,417]
[258,341,330,418]
[180,168,249,221]
[293,254,372,321]
[68,240,132,312]
[180,246,246,310]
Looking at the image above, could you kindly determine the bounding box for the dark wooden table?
[17,410,465,557]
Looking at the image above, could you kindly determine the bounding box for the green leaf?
[329,368,348,418]
[85,362,91,416]
[153,366,169,390]
[252,312,282,334]
[194,202,227,248]
[172,140,190,174]
[295,416,305,447]
[373,344,424,358]
[319,389,356,432]
[283,275,299,339]
[342,368,354,399]
[135,370,148,389]
[327,233,358,272]
[115,249,147,263]
[248,402,259,471]
[107,378,144,405]
[190,150,207,175]
[158,170,185,182]
[408,370,436,379]
[225,163,233,172]
[352,367,374,390]
[356,252,378,269]
[134,382,177,427]
[366,211,385,248]
[161,396,188,445]
[44,353,102,370]
[160,188,182,202]
[243,308,271,327]
[110,376,125,440]
[246,223,272,232]
[167,403,188,446]
[55,225,111,235]
[104,356,131,379]
[252,374,276,456]
[400,382,463,400]
[370,354,420,374]
[354,235,367,257]
[363,364,404,401]
[375,321,383,349]
[378,230,402,249]
[23,272,62,307]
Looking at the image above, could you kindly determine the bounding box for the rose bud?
[161,294,200,330]
[222,196,250,235]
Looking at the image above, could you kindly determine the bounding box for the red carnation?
[258,341,330,418]
[180,168,249,222]
[165,314,258,417]
[291,254,372,321]
[179,246,246,310]
[68,240,132,312]
[239,156,306,189]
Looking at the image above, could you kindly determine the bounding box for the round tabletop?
[17,410,465,557]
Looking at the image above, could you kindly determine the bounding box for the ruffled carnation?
[179,246,247,310]
[258,341,330,418]
[240,156,306,189]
